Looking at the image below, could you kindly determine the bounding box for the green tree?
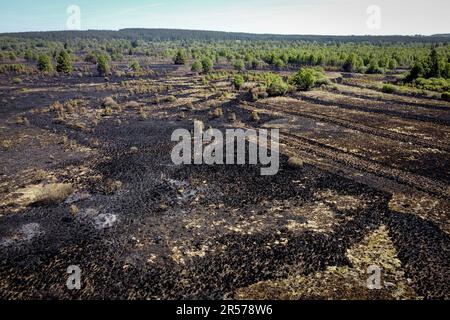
[442,62,450,79]
[388,59,397,70]
[267,76,289,96]
[273,57,285,69]
[191,60,202,73]
[342,53,357,72]
[233,59,245,72]
[427,48,440,78]
[37,54,53,72]
[24,50,34,61]
[97,54,110,76]
[366,59,382,74]
[201,57,214,73]
[174,49,188,65]
[289,68,316,91]
[56,50,72,74]
[233,74,244,90]
[406,61,424,82]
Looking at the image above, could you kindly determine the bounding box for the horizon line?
[1,27,449,38]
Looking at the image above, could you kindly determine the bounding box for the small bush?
[315,77,331,86]
[37,54,53,72]
[442,92,450,101]
[166,95,177,103]
[381,84,397,94]
[233,74,245,90]
[366,62,383,74]
[233,59,245,72]
[174,49,187,65]
[56,50,72,74]
[287,157,304,169]
[12,77,22,84]
[129,60,141,72]
[201,57,214,74]
[97,55,110,76]
[0,64,27,74]
[267,78,289,96]
[412,77,450,92]
[9,52,17,61]
[289,69,316,91]
[191,60,202,73]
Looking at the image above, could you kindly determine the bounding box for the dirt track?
[0,68,449,299]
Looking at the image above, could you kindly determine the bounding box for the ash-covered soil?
[0,68,449,300]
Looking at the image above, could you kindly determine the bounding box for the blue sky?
[0,0,449,35]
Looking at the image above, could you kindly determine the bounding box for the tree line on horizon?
[0,30,448,96]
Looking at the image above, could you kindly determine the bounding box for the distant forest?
[2,28,450,43]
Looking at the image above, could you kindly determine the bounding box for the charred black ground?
[0,62,449,300]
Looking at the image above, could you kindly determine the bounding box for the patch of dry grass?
[12,183,74,207]
[287,157,304,169]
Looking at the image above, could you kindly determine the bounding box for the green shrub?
[191,60,202,73]
[233,59,245,72]
[129,59,141,72]
[97,55,110,76]
[174,49,187,65]
[233,74,245,90]
[272,57,285,69]
[342,54,357,72]
[366,61,383,74]
[388,59,398,70]
[24,50,35,61]
[37,54,53,72]
[0,64,27,74]
[413,77,450,92]
[406,62,425,82]
[290,68,316,91]
[267,77,289,96]
[201,57,214,74]
[381,84,397,94]
[315,77,331,86]
[56,50,72,74]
